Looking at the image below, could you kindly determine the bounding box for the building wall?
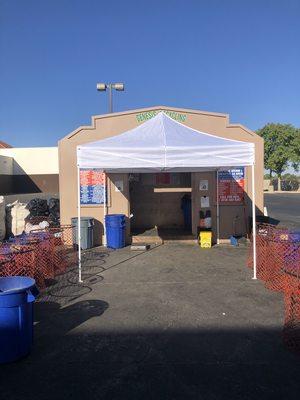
[0,155,13,175]
[0,147,59,195]
[0,155,14,194]
[0,147,58,175]
[58,106,264,244]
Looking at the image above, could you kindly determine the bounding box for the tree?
[257,123,299,190]
[290,128,300,172]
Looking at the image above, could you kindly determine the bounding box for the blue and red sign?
[80,169,106,205]
[218,168,245,203]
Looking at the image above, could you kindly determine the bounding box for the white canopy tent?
[76,112,256,281]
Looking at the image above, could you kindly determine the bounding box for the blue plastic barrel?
[0,276,39,363]
[105,214,126,249]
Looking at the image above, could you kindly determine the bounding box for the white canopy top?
[77,112,254,172]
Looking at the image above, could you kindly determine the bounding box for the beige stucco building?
[58,106,264,245]
[0,147,59,195]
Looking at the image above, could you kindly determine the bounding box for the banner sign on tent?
[218,168,245,203]
[80,169,106,205]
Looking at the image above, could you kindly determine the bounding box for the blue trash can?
[105,214,126,249]
[0,276,39,363]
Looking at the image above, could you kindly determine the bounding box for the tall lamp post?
[96,82,124,113]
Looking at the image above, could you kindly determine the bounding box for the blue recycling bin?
[105,214,126,249]
[0,276,39,363]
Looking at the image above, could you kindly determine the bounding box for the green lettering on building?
[136,110,187,123]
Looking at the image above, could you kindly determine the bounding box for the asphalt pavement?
[1,244,299,400]
[1,192,299,399]
[264,192,300,229]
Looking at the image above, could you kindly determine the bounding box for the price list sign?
[218,168,245,203]
[80,169,106,205]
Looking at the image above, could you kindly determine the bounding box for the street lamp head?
[96,83,107,91]
[112,83,124,91]
[96,82,125,113]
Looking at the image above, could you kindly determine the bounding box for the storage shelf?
[153,187,192,193]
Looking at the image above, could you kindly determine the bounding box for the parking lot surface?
[265,192,300,229]
[1,244,299,400]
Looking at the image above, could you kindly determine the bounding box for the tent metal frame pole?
[103,172,107,246]
[77,166,83,283]
[251,163,257,280]
[216,169,220,245]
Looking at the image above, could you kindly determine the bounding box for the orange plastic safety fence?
[283,288,300,354]
[0,225,77,289]
[247,223,300,354]
[46,225,77,274]
[0,255,16,277]
[0,246,45,288]
[247,224,278,281]
[264,229,290,292]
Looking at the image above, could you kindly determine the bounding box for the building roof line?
[60,105,260,142]
[62,106,229,141]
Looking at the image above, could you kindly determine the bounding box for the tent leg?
[77,166,83,283]
[103,172,107,247]
[251,164,257,280]
[216,169,220,245]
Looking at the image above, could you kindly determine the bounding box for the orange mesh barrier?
[283,288,300,354]
[0,225,77,289]
[247,223,300,354]
[0,255,16,277]
[247,224,277,281]
[46,226,77,274]
[265,229,291,292]
[0,246,45,287]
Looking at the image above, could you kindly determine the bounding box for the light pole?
[96,82,124,113]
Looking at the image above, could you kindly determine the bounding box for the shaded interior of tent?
[128,170,250,244]
[129,172,193,239]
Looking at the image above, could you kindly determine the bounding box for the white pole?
[103,172,107,246]
[251,163,257,280]
[77,166,83,283]
[216,169,220,245]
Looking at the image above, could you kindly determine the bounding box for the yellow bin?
[199,231,212,248]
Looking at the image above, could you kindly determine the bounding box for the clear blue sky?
[0,0,299,147]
